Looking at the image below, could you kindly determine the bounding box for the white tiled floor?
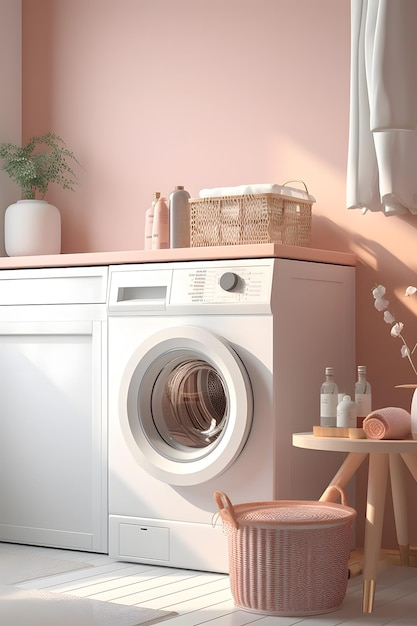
[2,543,417,625]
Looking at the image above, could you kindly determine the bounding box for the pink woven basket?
[214,488,356,617]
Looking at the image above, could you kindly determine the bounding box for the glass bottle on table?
[320,367,338,427]
[355,365,372,427]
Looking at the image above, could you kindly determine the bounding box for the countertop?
[0,244,356,269]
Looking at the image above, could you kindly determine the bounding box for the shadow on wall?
[313,213,417,551]
[313,212,417,409]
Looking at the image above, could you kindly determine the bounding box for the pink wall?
[0,0,21,256]
[22,0,417,547]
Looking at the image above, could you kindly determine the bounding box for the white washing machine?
[107,257,355,573]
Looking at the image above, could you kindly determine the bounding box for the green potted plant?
[0,132,80,257]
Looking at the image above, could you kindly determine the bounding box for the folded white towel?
[198,183,315,203]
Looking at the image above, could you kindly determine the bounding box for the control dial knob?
[219,272,239,292]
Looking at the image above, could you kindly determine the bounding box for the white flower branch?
[372,284,417,378]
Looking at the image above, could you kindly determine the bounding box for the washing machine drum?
[119,326,253,486]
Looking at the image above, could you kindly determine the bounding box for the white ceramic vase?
[410,388,417,440]
[5,199,61,256]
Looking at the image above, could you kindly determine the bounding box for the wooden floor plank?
[83,572,226,603]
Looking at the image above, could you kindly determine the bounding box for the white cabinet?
[0,266,108,552]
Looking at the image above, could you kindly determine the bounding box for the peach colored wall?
[0,0,21,256]
[21,0,417,547]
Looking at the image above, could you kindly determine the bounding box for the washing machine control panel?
[170,263,273,309]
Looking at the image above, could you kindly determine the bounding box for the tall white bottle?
[152,196,169,249]
[144,191,160,250]
[354,365,372,427]
[169,185,191,248]
[320,367,338,427]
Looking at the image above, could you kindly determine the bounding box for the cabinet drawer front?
[0,266,108,305]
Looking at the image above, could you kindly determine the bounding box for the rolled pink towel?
[363,407,411,440]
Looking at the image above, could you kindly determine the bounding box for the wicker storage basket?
[189,191,312,248]
[214,488,356,617]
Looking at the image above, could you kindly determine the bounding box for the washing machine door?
[119,325,253,486]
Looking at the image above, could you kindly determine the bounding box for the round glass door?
[153,357,228,450]
[119,326,253,485]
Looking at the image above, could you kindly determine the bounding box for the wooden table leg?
[319,451,368,501]
[401,452,417,482]
[389,454,409,566]
[362,453,389,613]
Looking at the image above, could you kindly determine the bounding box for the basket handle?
[214,491,239,529]
[282,180,309,194]
[320,484,349,506]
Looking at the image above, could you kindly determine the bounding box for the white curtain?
[347,0,417,215]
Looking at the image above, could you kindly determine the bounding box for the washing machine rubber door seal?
[119,325,253,486]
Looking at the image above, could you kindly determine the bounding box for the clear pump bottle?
[320,367,338,427]
[355,365,372,427]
